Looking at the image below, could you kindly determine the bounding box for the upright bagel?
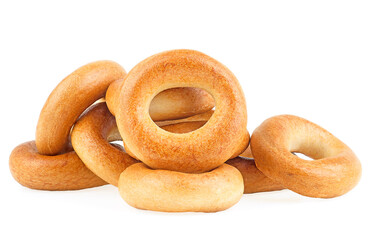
[106,79,215,121]
[251,115,362,198]
[118,163,244,212]
[226,147,284,194]
[116,49,248,173]
[71,103,138,186]
[36,61,126,155]
[9,141,107,190]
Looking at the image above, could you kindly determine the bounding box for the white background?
[1,1,370,239]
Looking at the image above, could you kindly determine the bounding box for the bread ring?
[251,115,362,198]
[71,102,138,186]
[118,163,244,212]
[9,141,107,190]
[36,61,126,155]
[106,78,215,121]
[116,49,248,173]
[226,147,284,194]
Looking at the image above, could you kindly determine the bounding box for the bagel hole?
[110,140,125,150]
[292,152,314,161]
[151,87,215,134]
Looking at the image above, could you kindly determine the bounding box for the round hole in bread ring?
[71,102,139,186]
[9,141,107,190]
[226,147,284,194]
[116,49,249,173]
[250,115,362,198]
[36,60,126,155]
[106,78,215,121]
[118,163,244,212]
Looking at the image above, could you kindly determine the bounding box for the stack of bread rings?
[9,49,362,212]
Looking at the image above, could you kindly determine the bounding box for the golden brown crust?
[160,121,207,133]
[251,115,362,198]
[118,163,243,212]
[155,109,214,127]
[71,103,138,186]
[123,120,249,162]
[116,49,248,173]
[226,156,284,194]
[36,61,126,155]
[106,78,215,121]
[9,141,107,190]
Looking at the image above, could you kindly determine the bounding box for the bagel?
[116,49,248,173]
[71,102,138,186]
[250,115,362,198]
[9,141,107,190]
[118,163,244,212]
[226,147,284,194]
[36,61,126,155]
[106,78,214,121]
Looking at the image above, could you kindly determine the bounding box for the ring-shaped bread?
[118,163,244,212]
[71,102,138,186]
[250,115,362,198]
[9,141,107,190]
[36,60,126,155]
[116,49,248,173]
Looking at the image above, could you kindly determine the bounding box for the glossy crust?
[123,119,249,161]
[116,49,248,173]
[226,147,284,194]
[71,103,138,186]
[251,115,362,198]
[9,141,107,190]
[118,163,244,212]
[106,78,214,121]
[36,61,126,155]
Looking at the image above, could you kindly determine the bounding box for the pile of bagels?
[9,50,362,212]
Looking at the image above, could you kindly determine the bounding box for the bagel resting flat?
[9,141,107,190]
[118,163,244,212]
[250,115,362,198]
[116,49,248,173]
